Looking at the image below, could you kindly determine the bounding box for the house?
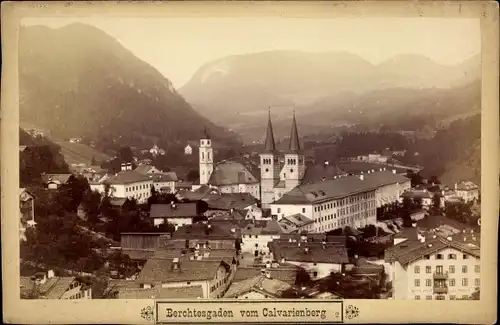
[454,181,480,203]
[269,239,349,280]
[278,213,314,233]
[171,222,239,249]
[115,283,204,299]
[19,188,36,241]
[223,274,292,299]
[233,264,300,285]
[20,270,92,299]
[120,232,173,262]
[136,257,232,298]
[180,186,258,212]
[400,189,434,209]
[150,202,201,228]
[184,144,193,155]
[150,172,178,194]
[240,220,295,257]
[41,173,73,190]
[149,144,165,156]
[91,165,154,204]
[134,164,163,175]
[385,234,480,300]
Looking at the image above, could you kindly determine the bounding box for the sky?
[22,17,481,89]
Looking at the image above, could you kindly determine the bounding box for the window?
[426,279,432,287]
[463,254,468,259]
[426,295,432,300]
[313,271,318,277]
[436,266,444,274]
[447,253,457,260]
[462,295,469,300]
[277,208,281,213]
[449,295,456,300]
[302,208,306,213]
[255,244,258,248]
[436,254,443,259]
[426,266,432,273]
[187,281,191,285]
[449,265,455,273]
[424,255,430,260]
[475,265,480,273]
[414,295,420,300]
[474,278,480,286]
[462,266,468,273]
[462,278,468,286]
[414,279,420,287]
[436,295,445,300]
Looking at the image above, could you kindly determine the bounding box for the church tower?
[260,109,281,207]
[199,127,214,185]
[283,111,305,190]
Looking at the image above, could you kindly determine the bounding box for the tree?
[186,170,199,182]
[401,197,413,227]
[406,171,424,187]
[118,146,134,163]
[295,267,312,286]
[431,193,442,214]
[428,175,441,185]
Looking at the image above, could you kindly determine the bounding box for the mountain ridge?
[179,50,481,142]
[19,23,240,152]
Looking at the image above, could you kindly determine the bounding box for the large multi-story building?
[385,234,480,300]
[269,170,410,233]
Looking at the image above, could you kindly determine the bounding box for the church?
[259,111,307,208]
[197,111,345,207]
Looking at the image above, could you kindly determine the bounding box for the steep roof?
[171,223,238,240]
[208,161,258,186]
[150,172,178,182]
[233,266,299,285]
[274,171,409,205]
[224,275,292,298]
[456,181,479,191]
[117,285,204,299]
[105,170,152,185]
[280,213,314,228]
[137,258,229,283]
[385,235,480,266]
[288,111,301,153]
[263,109,277,153]
[41,173,73,184]
[270,241,349,264]
[301,163,347,185]
[149,203,200,218]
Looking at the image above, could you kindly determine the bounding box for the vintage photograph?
[2,2,498,323]
[16,13,484,302]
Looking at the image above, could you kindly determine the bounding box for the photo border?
[2,1,498,324]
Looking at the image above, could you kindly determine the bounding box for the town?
[19,112,481,301]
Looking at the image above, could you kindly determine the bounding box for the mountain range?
[179,50,481,142]
[19,23,240,151]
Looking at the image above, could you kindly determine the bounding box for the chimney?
[172,257,180,270]
[265,261,271,269]
[454,183,458,190]
[127,163,132,170]
[120,163,127,171]
[304,247,309,254]
[359,175,364,181]
[265,271,271,279]
[447,236,452,241]
[47,270,55,279]
[392,169,396,174]
[411,222,417,228]
[324,161,329,168]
